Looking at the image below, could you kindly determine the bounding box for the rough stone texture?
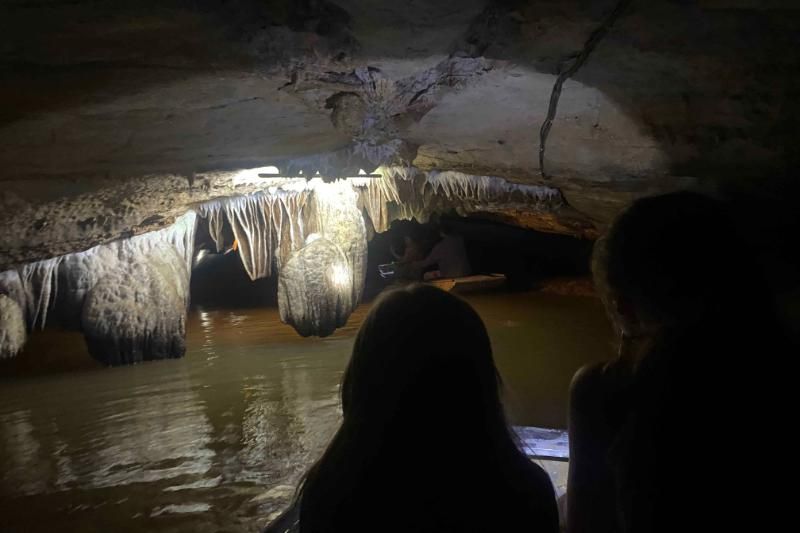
[0,294,26,359]
[0,214,195,363]
[82,243,189,366]
[277,234,354,337]
[0,270,26,319]
[28,212,196,330]
[311,181,368,307]
[1,1,798,266]
[355,167,594,236]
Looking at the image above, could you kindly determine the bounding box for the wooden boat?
[426,273,506,294]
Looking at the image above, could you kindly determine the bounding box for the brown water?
[0,291,613,533]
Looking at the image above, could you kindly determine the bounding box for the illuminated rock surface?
[0,0,796,343]
[199,191,311,280]
[278,234,354,337]
[311,182,367,309]
[0,294,26,359]
[1,1,796,269]
[82,245,189,366]
[0,214,196,364]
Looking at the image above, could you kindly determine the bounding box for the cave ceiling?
[1,0,798,269]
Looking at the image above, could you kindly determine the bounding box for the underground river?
[0,290,613,532]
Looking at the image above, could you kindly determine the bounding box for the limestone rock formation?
[1,1,796,270]
[0,294,26,359]
[0,1,797,347]
[199,191,312,281]
[278,234,354,337]
[0,271,26,321]
[82,244,189,366]
[311,181,368,308]
[0,213,196,365]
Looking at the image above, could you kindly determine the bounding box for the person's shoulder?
[569,362,608,406]
[570,359,630,415]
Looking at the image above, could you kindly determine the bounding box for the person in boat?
[390,234,425,264]
[413,221,472,280]
[264,284,559,533]
[388,229,426,280]
[567,191,787,533]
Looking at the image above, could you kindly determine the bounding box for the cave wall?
[1,0,797,270]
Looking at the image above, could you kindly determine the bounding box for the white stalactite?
[200,184,366,337]
[0,294,26,359]
[198,191,310,281]
[20,256,63,331]
[311,181,368,310]
[358,173,402,233]
[1,212,196,365]
[54,211,197,328]
[82,242,188,366]
[425,171,562,206]
[278,234,353,337]
[0,270,26,320]
[355,167,564,230]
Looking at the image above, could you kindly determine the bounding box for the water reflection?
[0,291,612,532]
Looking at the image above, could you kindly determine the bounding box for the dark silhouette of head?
[593,191,766,337]
[593,191,784,532]
[275,284,555,533]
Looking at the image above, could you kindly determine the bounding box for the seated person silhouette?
[413,222,472,280]
[567,191,787,533]
[265,284,558,533]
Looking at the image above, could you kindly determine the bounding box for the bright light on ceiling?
[232,166,280,186]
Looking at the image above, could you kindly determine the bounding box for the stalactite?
[0,213,196,365]
[0,294,26,359]
[277,234,353,337]
[0,270,26,319]
[312,181,368,309]
[82,242,188,366]
[55,212,197,328]
[425,171,562,207]
[356,166,564,231]
[198,192,311,281]
[20,256,63,331]
[198,186,363,337]
[358,173,402,233]
[197,169,562,338]
[207,207,225,253]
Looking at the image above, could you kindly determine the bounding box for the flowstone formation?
[82,244,189,366]
[1,0,797,275]
[198,180,366,337]
[278,181,367,337]
[0,294,26,359]
[199,190,312,280]
[355,167,581,235]
[278,234,354,337]
[197,168,564,337]
[0,213,196,365]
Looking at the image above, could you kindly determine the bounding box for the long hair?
[271,284,553,533]
[594,192,786,532]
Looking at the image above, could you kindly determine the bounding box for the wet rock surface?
[0,214,196,363]
[82,250,188,366]
[278,234,354,337]
[0,294,26,359]
[1,1,796,266]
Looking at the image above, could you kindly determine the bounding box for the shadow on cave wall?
[455,0,800,182]
[0,0,356,127]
